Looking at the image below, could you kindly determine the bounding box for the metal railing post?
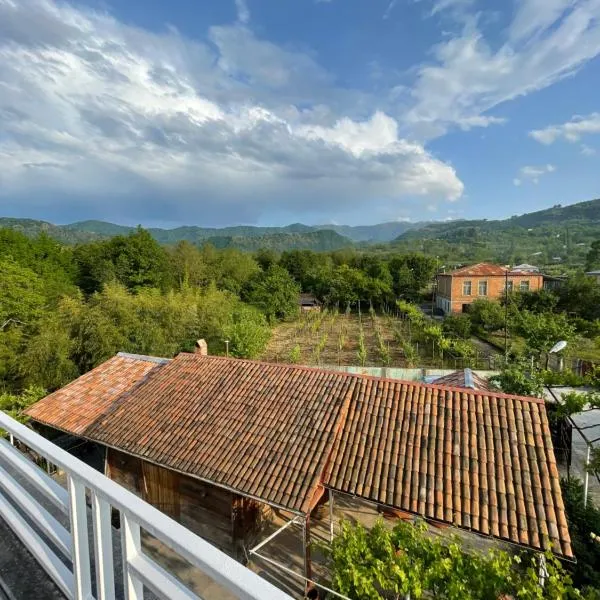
[68,475,92,600]
[121,512,143,600]
[92,491,116,600]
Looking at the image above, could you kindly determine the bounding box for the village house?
[25,342,573,582]
[435,262,544,314]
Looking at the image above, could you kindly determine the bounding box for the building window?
[520,280,530,292]
[462,280,472,296]
[504,280,514,293]
[478,280,488,296]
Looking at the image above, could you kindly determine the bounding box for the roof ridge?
[178,353,544,404]
[117,352,171,364]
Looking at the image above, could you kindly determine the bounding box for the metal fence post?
[584,445,591,508]
[68,475,92,600]
[121,512,143,600]
[92,491,116,600]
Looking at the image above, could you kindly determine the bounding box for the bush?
[561,477,600,593]
[442,314,472,339]
[469,299,505,332]
[489,359,544,397]
[328,518,589,600]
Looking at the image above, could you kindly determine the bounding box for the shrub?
[442,314,472,339]
[328,518,589,600]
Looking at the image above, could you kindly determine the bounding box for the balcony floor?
[0,513,66,600]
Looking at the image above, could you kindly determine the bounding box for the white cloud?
[514,164,556,185]
[529,113,600,144]
[430,0,475,17]
[0,0,463,225]
[405,0,600,137]
[383,0,398,19]
[235,0,250,24]
[581,144,597,155]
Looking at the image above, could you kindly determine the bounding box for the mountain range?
[1,198,600,254]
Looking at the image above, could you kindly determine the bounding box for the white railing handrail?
[0,411,292,600]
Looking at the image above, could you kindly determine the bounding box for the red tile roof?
[324,379,572,557]
[444,263,543,278]
[433,369,492,391]
[84,354,352,514]
[446,263,508,277]
[25,354,572,557]
[25,353,168,435]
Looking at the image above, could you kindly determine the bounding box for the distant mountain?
[396,199,600,242]
[314,221,417,242]
[67,220,399,243]
[65,220,133,237]
[1,216,410,248]
[203,230,352,252]
[0,217,102,244]
[392,198,600,266]
[0,218,354,252]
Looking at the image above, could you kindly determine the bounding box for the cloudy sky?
[0,0,599,227]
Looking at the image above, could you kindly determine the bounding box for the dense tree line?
[0,227,436,394]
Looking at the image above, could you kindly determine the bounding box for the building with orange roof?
[435,262,543,314]
[24,342,573,574]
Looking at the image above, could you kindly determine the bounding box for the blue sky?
[0,0,599,227]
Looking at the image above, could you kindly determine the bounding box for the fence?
[0,411,291,600]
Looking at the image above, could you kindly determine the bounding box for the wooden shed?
[106,448,267,556]
[298,293,321,313]
[26,346,576,578]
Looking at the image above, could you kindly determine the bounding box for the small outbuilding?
[25,343,575,581]
[298,293,321,313]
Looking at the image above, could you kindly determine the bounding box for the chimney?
[194,339,208,356]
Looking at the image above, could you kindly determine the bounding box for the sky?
[0,0,599,227]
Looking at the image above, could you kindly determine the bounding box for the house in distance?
[435,262,543,315]
[298,293,322,313]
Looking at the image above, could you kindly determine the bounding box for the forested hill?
[0,218,353,251]
[397,198,600,241]
[390,198,600,266]
[0,217,415,246]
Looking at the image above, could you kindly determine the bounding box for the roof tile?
[25,353,573,557]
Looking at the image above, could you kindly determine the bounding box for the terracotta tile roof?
[25,353,169,435]
[324,380,572,558]
[25,354,572,557]
[84,354,353,514]
[446,263,508,277]
[433,369,492,391]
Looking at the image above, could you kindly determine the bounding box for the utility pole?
[504,268,509,364]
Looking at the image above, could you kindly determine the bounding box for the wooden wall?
[105,448,271,558]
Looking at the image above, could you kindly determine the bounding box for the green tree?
[0,259,46,329]
[109,227,171,291]
[169,241,210,289]
[515,310,575,357]
[0,386,46,424]
[442,314,472,339]
[223,305,271,359]
[244,265,300,322]
[560,477,600,592]
[585,240,600,272]
[326,265,368,307]
[557,274,600,322]
[468,299,505,332]
[489,359,544,397]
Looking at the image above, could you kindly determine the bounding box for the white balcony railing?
[0,411,292,600]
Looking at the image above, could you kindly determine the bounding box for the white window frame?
[462,280,472,296]
[478,280,488,296]
[520,280,530,292]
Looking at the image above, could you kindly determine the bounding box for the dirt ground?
[261,312,410,368]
